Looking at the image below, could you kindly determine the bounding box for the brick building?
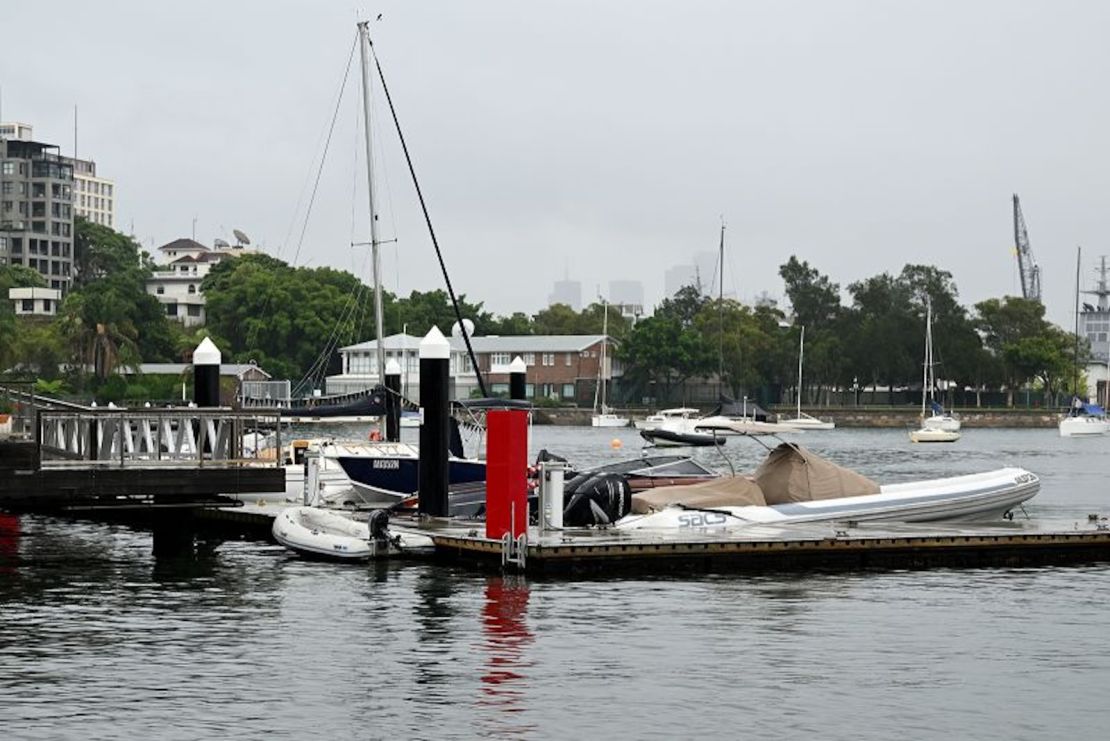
[327,332,622,403]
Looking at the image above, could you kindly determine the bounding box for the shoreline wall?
[533,407,1062,428]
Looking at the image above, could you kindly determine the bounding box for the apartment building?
[0,125,75,291]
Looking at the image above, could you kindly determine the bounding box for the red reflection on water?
[0,513,20,574]
[479,575,533,708]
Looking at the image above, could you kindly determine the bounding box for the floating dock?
[194,501,1110,577]
[404,519,1110,576]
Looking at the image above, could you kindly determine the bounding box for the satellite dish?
[450,319,476,338]
[213,238,230,249]
[232,228,251,245]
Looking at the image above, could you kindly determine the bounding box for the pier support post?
[418,327,450,517]
[385,358,402,442]
[509,356,527,401]
[193,337,222,408]
[152,510,195,558]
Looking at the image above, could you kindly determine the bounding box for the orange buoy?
[610,438,623,449]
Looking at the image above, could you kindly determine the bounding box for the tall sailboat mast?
[1074,246,1082,397]
[357,21,387,418]
[600,299,609,411]
[717,220,725,397]
[921,301,931,418]
[796,326,805,419]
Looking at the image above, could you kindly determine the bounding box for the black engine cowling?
[563,473,632,526]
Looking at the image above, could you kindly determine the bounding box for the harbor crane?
[1012,194,1042,302]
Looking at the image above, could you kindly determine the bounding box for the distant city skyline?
[3,1,1108,329]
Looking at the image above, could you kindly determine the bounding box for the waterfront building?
[548,278,582,311]
[146,237,257,327]
[0,129,75,292]
[7,286,61,317]
[327,332,621,403]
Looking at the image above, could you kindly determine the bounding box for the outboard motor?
[367,509,390,544]
[563,473,632,527]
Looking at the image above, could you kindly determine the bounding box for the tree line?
[1,219,1086,407]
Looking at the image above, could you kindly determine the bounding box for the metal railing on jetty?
[0,384,287,512]
[36,407,284,468]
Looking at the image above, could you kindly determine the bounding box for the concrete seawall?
[533,407,1063,429]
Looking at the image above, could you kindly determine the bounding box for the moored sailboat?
[777,326,836,431]
[910,300,960,443]
[591,299,629,427]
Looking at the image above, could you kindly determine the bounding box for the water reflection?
[410,566,457,701]
[0,513,19,576]
[477,575,534,737]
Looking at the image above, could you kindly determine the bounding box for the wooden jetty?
[0,385,285,514]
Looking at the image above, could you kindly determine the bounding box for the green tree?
[486,312,534,335]
[63,218,178,369]
[203,253,380,380]
[779,256,841,329]
[532,303,583,335]
[618,315,713,399]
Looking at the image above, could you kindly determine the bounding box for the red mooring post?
[485,409,528,540]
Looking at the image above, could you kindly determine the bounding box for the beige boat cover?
[754,443,880,504]
[630,476,767,514]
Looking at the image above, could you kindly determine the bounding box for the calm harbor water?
[2,426,1110,739]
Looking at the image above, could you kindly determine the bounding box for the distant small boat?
[590,299,629,428]
[641,417,725,447]
[1059,248,1108,437]
[1059,398,1110,437]
[592,410,630,428]
[635,407,701,431]
[910,300,961,443]
[910,427,961,443]
[778,326,836,431]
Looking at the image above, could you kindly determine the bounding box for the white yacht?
[635,407,701,431]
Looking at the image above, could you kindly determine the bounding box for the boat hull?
[910,428,961,443]
[337,454,487,500]
[1059,416,1110,437]
[640,428,725,447]
[592,414,630,428]
[776,417,836,431]
[272,506,380,561]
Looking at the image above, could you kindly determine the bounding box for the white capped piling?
[418,327,451,517]
[509,356,527,401]
[385,358,402,442]
[193,337,222,408]
[540,460,566,532]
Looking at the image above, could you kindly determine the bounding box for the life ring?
[368,429,382,442]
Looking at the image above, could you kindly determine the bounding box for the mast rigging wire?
[367,33,488,398]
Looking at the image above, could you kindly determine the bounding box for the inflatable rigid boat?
[615,440,1039,532]
[272,506,433,561]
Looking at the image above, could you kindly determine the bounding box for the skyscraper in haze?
[548,278,581,310]
[664,264,697,298]
[609,279,644,306]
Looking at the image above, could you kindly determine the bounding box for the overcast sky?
[4,0,1109,328]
